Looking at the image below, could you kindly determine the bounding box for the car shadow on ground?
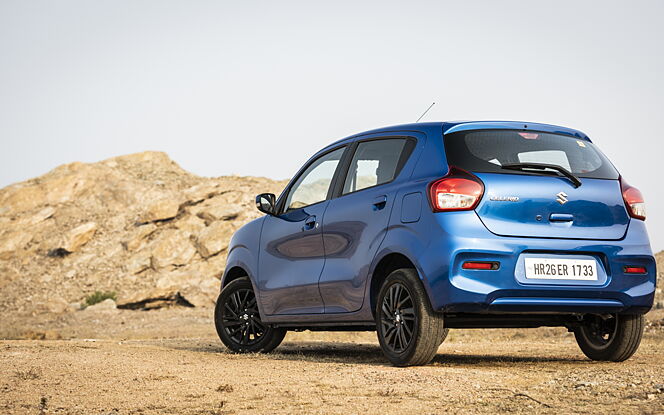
[152,338,585,366]
[272,342,585,366]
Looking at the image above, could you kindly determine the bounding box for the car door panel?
[258,204,328,315]
[319,186,397,312]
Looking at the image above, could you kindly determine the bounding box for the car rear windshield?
[443,129,619,180]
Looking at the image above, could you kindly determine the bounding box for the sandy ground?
[2,308,663,415]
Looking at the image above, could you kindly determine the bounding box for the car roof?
[320,120,591,154]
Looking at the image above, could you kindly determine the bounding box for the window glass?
[284,147,345,211]
[443,130,618,179]
[343,139,409,195]
[518,150,571,171]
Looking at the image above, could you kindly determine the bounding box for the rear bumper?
[419,212,656,315]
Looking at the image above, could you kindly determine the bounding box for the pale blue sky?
[1,1,662,250]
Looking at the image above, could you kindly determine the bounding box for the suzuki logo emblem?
[556,192,568,205]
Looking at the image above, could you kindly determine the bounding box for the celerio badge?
[489,196,519,202]
[556,192,568,205]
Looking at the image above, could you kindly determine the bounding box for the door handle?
[549,213,574,222]
[372,195,388,211]
[302,215,317,231]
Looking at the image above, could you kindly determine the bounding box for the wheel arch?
[222,266,249,288]
[369,252,422,319]
[221,241,259,291]
[221,258,269,320]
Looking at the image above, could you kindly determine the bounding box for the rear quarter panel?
[365,125,448,308]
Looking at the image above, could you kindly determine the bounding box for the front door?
[258,146,346,315]
[319,137,416,313]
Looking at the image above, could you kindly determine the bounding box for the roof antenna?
[416,102,435,122]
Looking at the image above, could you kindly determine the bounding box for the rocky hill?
[0,152,661,316]
[0,152,286,314]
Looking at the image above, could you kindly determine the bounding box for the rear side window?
[342,138,414,194]
[443,130,619,179]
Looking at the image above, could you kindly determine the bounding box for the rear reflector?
[624,266,647,274]
[620,176,646,220]
[462,261,500,270]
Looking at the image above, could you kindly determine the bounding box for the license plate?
[524,258,598,280]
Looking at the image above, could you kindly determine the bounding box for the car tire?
[573,313,644,362]
[376,268,445,367]
[214,277,286,353]
[438,328,450,345]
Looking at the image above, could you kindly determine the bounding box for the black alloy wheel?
[380,282,416,353]
[578,314,618,349]
[214,277,286,353]
[221,287,265,346]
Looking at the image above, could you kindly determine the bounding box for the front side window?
[284,147,345,212]
[342,139,411,195]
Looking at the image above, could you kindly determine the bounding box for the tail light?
[428,167,484,212]
[620,177,646,220]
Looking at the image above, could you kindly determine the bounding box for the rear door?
[443,129,629,240]
[319,137,417,313]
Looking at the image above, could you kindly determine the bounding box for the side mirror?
[255,193,276,215]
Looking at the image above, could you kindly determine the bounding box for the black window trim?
[331,136,417,199]
[274,144,350,215]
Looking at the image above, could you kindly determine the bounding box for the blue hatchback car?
[214,121,656,366]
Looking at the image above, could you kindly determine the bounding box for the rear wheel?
[214,277,286,353]
[439,328,450,345]
[574,313,644,362]
[376,268,445,366]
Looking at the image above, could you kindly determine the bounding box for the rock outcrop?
[0,151,286,314]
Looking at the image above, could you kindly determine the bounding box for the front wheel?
[573,314,644,362]
[376,268,446,366]
[214,277,286,353]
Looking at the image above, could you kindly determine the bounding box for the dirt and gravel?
[2,308,664,415]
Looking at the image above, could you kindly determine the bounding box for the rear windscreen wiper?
[501,162,582,188]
